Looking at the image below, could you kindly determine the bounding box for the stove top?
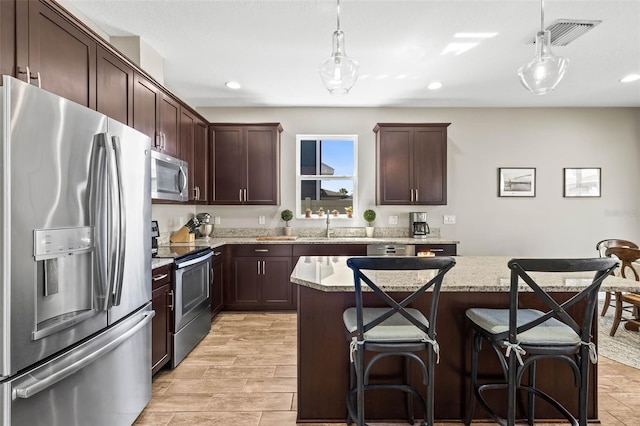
[155,246,209,259]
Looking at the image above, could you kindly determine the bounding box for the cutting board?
[255,236,298,241]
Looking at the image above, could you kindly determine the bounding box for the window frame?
[295,134,358,219]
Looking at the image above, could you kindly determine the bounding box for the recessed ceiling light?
[620,73,640,83]
[427,82,443,90]
[395,74,407,80]
[225,81,241,89]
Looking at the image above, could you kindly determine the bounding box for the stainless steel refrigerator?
[0,76,153,425]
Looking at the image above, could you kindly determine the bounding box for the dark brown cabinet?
[0,0,16,78]
[151,264,173,375]
[225,244,294,310]
[181,108,208,202]
[133,72,180,157]
[96,45,134,125]
[210,123,282,205]
[375,123,450,205]
[16,0,96,108]
[211,250,223,318]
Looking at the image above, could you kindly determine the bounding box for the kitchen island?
[290,256,636,423]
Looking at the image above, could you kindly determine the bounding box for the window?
[296,135,358,218]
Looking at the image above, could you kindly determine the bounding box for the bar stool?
[464,258,617,426]
[595,239,637,316]
[343,256,456,426]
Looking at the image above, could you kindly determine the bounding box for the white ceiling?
[63,0,640,108]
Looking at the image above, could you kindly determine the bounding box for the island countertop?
[290,255,637,292]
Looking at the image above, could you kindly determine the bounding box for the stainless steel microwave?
[151,150,188,201]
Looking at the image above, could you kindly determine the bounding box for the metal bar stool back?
[344,256,456,426]
[464,257,617,426]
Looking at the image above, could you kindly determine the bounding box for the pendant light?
[319,0,359,95]
[517,0,569,95]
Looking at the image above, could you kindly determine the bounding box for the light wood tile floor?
[134,312,640,426]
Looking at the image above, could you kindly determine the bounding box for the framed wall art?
[563,168,601,197]
[498,167,536,197]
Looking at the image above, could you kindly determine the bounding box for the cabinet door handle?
[34,72,42,89]
[196,186,201,200]
[19,66,31,84]
[243,188,247,202]
[430,248,444,252]
[414,189,418,202]
[210,266,214,285]
[239,189,243,202]
[254,249,269,253]
[193,186,199,200]
[262,260,266,275]
[152,273,168,281]
[410,189,414,203]
[154,131,161,148]
[257,260,261,275]
[168,290,174,311]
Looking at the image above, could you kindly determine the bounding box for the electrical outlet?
[443,215,456,224]
[214,216,221,225]
[259,215,265,225]
[389,215,398,225]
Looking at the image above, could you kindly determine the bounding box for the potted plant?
[345,206,353,218]
[317,207,324,217]
[363,209,376,237]
[331,209,339,218]
[281,209,293,236]
[304,208,312,218]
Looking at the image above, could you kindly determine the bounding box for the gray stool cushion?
[343,307,429,342]
[466,308,580,346]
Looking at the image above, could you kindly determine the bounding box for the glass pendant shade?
[518,31,569,95]
[319,30,359,95]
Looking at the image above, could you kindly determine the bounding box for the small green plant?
[344,206,353,213]
[281,209,293,226]
[363,209,376,226]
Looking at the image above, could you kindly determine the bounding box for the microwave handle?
[178,166,187,193]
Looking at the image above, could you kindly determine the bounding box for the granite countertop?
[290,255,638,293]
[171,236,459,246]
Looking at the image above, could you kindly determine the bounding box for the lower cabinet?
[151,263,173,375]
[225,244,295,310]
[211,249,224,318]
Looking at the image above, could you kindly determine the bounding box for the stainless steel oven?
[172,248,213,367]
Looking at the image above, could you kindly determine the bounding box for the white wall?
[171,106,639,257]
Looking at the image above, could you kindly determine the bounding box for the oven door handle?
[175,250,214,269]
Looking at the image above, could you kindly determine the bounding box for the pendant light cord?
[336,0,341,31]
[540,0,545,33]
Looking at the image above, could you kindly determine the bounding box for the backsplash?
[159,226,441,242]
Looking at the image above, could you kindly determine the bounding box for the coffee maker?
[410,212,430,238]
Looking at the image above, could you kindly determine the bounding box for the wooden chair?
[604,246,640,336]
[596,239,638,316]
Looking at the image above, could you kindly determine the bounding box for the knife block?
[170,226,195,243]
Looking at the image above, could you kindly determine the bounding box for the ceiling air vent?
[542,19,602,46]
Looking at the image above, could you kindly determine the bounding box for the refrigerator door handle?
[110,136,127,306]
[89,134,110,310]
[12,310,155,400]
[103,134,120,309]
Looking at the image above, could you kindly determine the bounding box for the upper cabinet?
[181,108,208,203]
[0,0,16,78]
[374,123,450,205]
[133,73,180,157]
[210,124,282,205]
[16,0,96,108]
[96,45,134,125]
